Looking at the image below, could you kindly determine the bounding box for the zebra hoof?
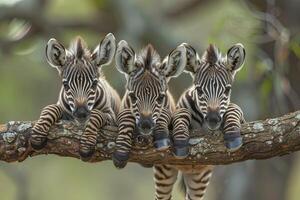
[225,136,243,152]
[173,146,189,159]
[112,151,129,169]
[173,140,189,159]
[154,138,170,151]
[79,147,95,161]
[30,136,47,150]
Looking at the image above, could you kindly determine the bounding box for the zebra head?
[184,43,245,130]
[116,41,186,135]
[45,33,116,122]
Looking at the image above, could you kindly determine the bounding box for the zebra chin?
[204,118,222,131]
[136,122,155,135]
[205,122,221,131]
[73,106,91,124]
[74,117,90,124]
[137,127,154,136]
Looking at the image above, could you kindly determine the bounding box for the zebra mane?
[69,36,91,59]
[138,44,161,70]
[202,44,221,65]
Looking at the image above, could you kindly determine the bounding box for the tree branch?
[1,110,300,165]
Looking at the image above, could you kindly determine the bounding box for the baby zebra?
[155,44,246,200]
[30,33,121,159]
[112,41,186,168]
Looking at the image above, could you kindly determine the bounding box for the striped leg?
[223,103,245,151]
[153,108,172,151]
[154,164,178,200]
[30,104,63,150]
[183,166,213,200]
[80,109,112,160]
[172,108,191,158]
[112,109,135,168]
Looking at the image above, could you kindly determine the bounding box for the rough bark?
[0,110,300,165]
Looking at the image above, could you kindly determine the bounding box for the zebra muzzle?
[73,106,90,122]
[137,116,155,135]
[205,111,221,130]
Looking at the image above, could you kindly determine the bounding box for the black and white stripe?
[30,33,120,160]
[156,43,246,200]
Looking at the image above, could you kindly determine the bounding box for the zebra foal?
[30,33,121,159]
[154,43,246,200]
[173,43,246,156]
[112,40,187,168]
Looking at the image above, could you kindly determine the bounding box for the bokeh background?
[0,0,299,199]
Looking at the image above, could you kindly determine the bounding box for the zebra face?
[116,41,186,135]
[127,72,167,134]
[184,43,245,130]
[61,62,99,120]
[45,33,116,122]
[194,71,232,130]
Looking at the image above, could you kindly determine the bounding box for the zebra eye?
[92,79,98,89]
[196,87,203,96]
[63,81,70,91]
[129,92,137,103]
[224,86,231,95]
[157,93,165,104]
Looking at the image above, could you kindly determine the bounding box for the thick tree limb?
[1,110,300,165]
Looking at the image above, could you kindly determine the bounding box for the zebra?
[154,43,246,200]
[111,40,187,168]
[30,33,121,160]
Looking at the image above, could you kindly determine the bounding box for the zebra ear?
[115,40,137,75]
[46,38,66,70]
[92,33,116,67]
[226,43,245,73]
[183,43,200,75]
[160,44,186,79]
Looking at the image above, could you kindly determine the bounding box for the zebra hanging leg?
[153,165,178,200]
[80,108,118,158]
[153,108,172,150]
[113,109,136,168]
[222,103,245,151]
[172,108,192,158]
[182,166,214,200]
[31,104,64,149]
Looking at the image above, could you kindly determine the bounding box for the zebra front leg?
[80,109,111,160]
[154,164,178,200]
[112,109,135,169]
[30,104,63,150]
[172,108,191,158]
[223,103,245,151]
[153,109,172,151]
